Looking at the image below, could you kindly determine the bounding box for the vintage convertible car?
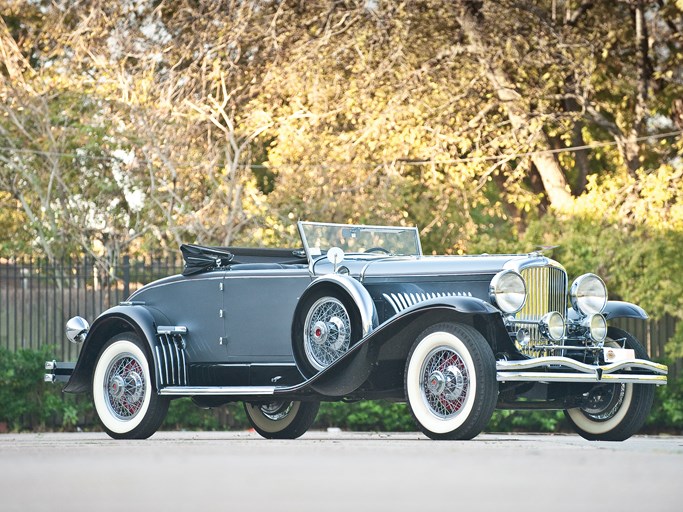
[46,221,667,441]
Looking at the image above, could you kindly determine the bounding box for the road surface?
[1,431,681,511]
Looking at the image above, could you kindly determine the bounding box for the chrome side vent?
[514,265,568,353]
[383,291,473,315]
[155,332,189,387]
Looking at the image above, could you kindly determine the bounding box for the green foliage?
[162,398,249,431]
[0,346,92,431]
[646,371,683,431]
[315,401,415,432]
[488,410,567,433]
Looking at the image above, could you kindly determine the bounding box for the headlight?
[490,270,527,314]
[583,314,607,342]
[539,312,565,342]
[570,274,607,316]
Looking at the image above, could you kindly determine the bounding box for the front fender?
[567,301,649,322]
[602,301,649,321]
[63,305,170,393]
[283,296,512,397]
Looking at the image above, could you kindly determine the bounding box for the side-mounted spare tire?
[292,286,363,378]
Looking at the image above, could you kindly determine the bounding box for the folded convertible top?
[180,244,308,276]
[180,244,234,276]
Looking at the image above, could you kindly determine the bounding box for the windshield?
[298,222,422,260]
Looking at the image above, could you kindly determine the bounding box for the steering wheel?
[365,247,392,255]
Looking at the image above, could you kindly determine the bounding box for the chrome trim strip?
[496,372,667,385]
[159,386,277,396]
[155,346,164,386]
[383,293,401,315]
[160,340,169,384]
[382,291,474,315]
[168,335,176,384]
[180,346,188,386]
[174,338,181,384]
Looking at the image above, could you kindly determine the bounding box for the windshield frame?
[297,221,423,263]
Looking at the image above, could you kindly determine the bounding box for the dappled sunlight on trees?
[1,1,682,343]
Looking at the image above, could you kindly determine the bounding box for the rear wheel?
[564,327,655,441]
[404,323,498,440]
[244,401,320,439]
[92,332,169,439]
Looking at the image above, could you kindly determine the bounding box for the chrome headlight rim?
[489,270,527,314]
[570,273,608,316]
[539,311,565,342]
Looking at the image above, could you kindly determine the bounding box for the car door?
[222,267,311,364]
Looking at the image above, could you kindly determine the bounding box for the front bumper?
[496,357,668,385]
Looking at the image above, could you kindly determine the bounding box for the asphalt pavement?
[1,431,681,512]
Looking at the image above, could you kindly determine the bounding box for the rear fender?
[63,305,169,393]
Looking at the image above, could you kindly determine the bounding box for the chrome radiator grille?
[515,266,568,352]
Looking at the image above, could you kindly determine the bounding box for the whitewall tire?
[92,333,169,439]
[564,327,655,441]
[404,323,497,440]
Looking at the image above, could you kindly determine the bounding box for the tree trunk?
[455,3,574,213]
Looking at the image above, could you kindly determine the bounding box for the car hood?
[355,254,549,280]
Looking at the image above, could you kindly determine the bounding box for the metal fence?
[0,256,680,376]
[0,256,181,361]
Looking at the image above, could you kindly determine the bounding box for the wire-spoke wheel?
[405,323,497,440]
[244,400,320,439]
[92,332,169,439]
[293,288,362,378]
[565,327,655,441]
[304,297,352,370]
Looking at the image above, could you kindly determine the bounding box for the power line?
[0,129,681,170]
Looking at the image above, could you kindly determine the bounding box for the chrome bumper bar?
[496,356,668,385]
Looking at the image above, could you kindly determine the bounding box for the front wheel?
[564,327,655,441]
[92,332,169,439]
[244,401,320,439]
[404,323,498,440]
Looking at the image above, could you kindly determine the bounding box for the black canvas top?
[180,244,307,275]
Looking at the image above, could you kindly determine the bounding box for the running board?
[496,356,668,385]
[159,386,277,396]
